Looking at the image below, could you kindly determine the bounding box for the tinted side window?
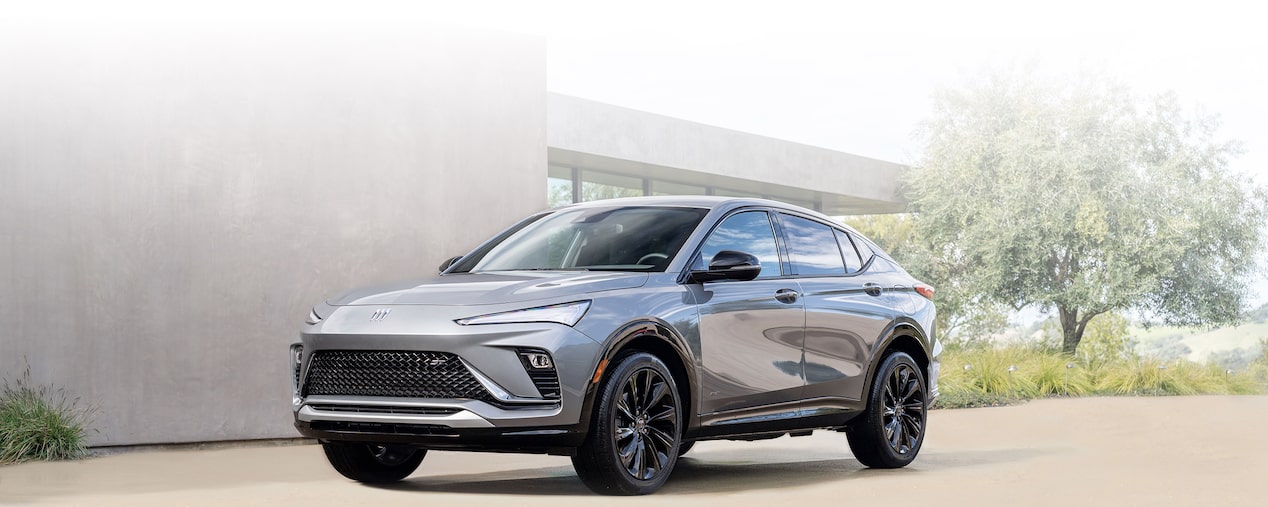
[780,214,846,276]
[698,211,781,278]
[834,228,863,274]
[852,233,875,266]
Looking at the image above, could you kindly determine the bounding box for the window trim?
[770,210,878,279]
[676,207,792,284]
[772,212,851,278]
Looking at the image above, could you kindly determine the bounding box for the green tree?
[909,70,1268,354]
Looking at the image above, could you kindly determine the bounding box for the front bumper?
[291,304,603,450]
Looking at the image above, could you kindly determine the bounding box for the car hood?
[326,271,650,307]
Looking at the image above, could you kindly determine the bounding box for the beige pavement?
[2,396,1266,506]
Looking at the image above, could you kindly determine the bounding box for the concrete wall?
[0,22,546,446]
[548,94,907,214]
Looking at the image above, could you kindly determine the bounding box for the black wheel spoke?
[641,370,654,410]
[902,378,919,401]
[645,380,668,410]
[619,437,638,467]
[617,395,637,421]
[646,425,675,449]
[610,365,679,482]
[645,443,662,478]
[882,364,924,455]
[632,438,646,477]
[648,406,676,424]
[889,418,903,449]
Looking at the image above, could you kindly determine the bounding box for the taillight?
[915,284,935,300]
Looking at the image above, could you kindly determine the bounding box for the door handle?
[863,283,883,297]
[774,288,800,304]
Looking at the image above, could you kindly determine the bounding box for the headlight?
[305,303,331,325]
[455,300,591,327]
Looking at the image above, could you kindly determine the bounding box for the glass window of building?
[651,180,706,196]
[712,187,763,198]
[779,196,817,211]
[579,170,643,202]
[547,165,575,207]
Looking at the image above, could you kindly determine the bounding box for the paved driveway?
[3,396,1266,506]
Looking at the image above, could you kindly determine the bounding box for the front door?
[692,210,805,415]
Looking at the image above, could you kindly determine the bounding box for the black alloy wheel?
[846,351,927,468]
[572,352,682,495]
[322,442,426,483]
[613,367,679,479]
[881,362,925,454]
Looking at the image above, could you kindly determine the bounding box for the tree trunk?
[1058,305,1097,355]
[1059,306,1081,355]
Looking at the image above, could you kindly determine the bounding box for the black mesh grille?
[302,351,493,401]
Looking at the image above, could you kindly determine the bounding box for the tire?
[572,352,682,495]
[676,440,695,457]
[322,442,426,483]
[846,351,928,468]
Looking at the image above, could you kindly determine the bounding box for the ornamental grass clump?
[0,365,95,463]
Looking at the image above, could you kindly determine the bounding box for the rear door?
[776,213,893,403]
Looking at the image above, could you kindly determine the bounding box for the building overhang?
[546,93,908,215]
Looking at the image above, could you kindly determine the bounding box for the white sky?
[427,0,1268,184]
[14,0,1268,305]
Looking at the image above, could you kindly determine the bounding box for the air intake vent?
[291,344,304,393]
[302,350,493,401]
[517,348,561,399]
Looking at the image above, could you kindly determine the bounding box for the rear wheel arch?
[861,321,931,401]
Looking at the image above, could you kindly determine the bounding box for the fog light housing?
[522,352,554,370]
[290,343,305,401]
[517,348,561,399]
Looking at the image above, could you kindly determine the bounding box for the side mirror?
[690,250,761,283]
[438,255,463,273]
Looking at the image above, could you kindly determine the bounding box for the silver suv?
[291,196,939,495]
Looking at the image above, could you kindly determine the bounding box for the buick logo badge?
[369,308,392,321]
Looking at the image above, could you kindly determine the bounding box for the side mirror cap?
[438,255,463,273]
[689,250,761,283]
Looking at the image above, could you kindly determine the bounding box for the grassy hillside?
[1133,322,1268,361]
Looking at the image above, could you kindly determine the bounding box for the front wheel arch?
[578,321,697,442]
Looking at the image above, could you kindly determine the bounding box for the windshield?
[457,206,708,273]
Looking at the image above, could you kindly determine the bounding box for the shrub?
[1021,353,1093,396]
[0,365,95,463]
[934,387,1013,409]
[935,342,1265,409]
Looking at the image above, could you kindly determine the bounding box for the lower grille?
[302,350,493,401]
[309,421,458,437]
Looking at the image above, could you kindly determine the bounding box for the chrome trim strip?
[459,358,559,406]
[297,405,495,428]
